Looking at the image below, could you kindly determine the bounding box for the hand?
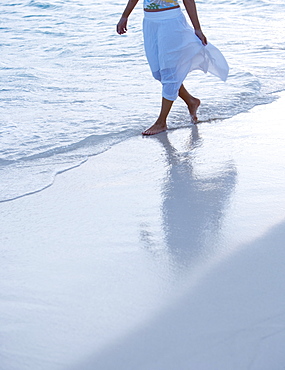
[117,17,128,35]
[195,30,207,45]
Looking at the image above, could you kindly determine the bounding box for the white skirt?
[143,8,229,101]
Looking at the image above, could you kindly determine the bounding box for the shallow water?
[1,0,285,201]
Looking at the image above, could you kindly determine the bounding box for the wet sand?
[1,92,285,370]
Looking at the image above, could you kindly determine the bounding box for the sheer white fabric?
[143,8,229,101]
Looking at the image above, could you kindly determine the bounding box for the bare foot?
[188,97,200,124]
[142,120,167,136]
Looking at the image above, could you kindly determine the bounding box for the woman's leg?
[142,97,173,135]
[179,84,200,123]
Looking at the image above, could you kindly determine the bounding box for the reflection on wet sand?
[144,126,237,272]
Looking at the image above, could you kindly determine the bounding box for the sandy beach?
[1,92,285,370]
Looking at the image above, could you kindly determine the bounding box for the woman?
[117,0,229,135]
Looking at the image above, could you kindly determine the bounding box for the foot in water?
[142,97,200,135]
[188,97,200,124]
[142,119,167,136]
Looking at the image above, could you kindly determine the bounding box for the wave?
[206,0,282,5]
[0,158,13,166]
[0,130,133,165]
[26,0,60,9]
[0,130,137,203]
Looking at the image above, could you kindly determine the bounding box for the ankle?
[155,118,167,126]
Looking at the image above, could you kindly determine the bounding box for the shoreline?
[1,90,282,205]
[1,91,285,369]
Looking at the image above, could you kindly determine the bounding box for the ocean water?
[1,0,284,202]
